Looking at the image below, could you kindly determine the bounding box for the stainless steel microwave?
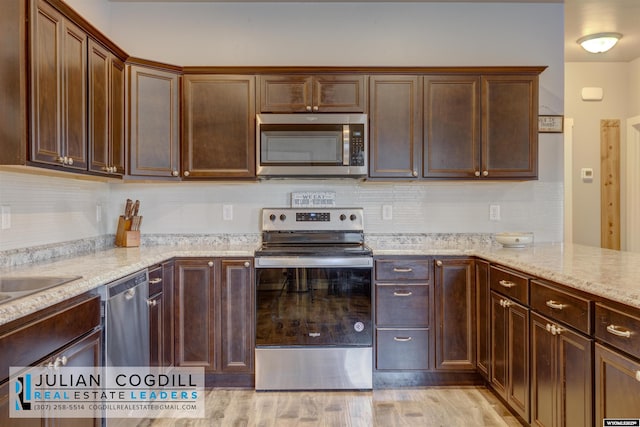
[256,113,368,178]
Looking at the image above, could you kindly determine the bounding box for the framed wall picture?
[538,115,564,133]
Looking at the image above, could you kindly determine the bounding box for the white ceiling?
[108,0,640,62]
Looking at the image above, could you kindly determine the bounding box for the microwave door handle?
[343,125,350,166]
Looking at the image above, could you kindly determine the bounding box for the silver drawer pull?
[546,300,566,310]
[393,336,412,342]
[498,280,516,288]
[393,267,413,273]
[393,291,413,297]
[606,324,632,338]
[149,278,163,284]
[636,371,640,382]
[499,299,512,308]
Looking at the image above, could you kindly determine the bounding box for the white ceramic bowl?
[495,232,534,248]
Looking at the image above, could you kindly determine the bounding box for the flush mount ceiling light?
[577,32,622,54]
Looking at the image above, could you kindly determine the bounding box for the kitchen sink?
[0,276,82,304]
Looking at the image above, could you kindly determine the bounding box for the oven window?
[256,267,372,347]
[260,124,344,165]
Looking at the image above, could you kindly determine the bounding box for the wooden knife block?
[115,216,140,247]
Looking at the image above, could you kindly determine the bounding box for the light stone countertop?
[1,239,640,327]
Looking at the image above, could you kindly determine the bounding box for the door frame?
[563,118,574,244]
[627,115,640,252]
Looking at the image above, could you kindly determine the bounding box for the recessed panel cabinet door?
[595,343,640,424]
[482,75,538,178]
[31,0,87,170]
[183,75,255,178]
[423,76,480,178]
[369,76,422,178]
[129,65,181,178]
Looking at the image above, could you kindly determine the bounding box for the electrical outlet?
[223,204,233,221]
[382,205,393,220]
[489,205,501,221]
[1,205,11,230]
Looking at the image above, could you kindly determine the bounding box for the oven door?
[255,257,373,347]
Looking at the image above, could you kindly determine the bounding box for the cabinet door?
[475,260,491,380]
[220,259,254,373]
[595,343,640,424]
[183,75,256,178]
[162,260,175,368]
[423,76,480,178]
[0,381,43,426]
[313,75,367,113]
[557,321,592,427]
[128,65,181,178]
[481,75,538,179]
[259,75,312,112]
[369,76,422,178]
[149,290,163,367]
[31,0,87,170]
[174,259,217,371]
[507,299,530,422]
[88,39,109,174]
[88,39,124,176]
[531,312,556,427]
[434,258,475,370]
[490,291,509,398]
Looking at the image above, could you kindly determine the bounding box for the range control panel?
[262,208,364,232]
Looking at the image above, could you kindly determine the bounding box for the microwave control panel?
[350,124,366,166]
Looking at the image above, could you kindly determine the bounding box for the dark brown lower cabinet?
[174,258,254,380]
[149,260,175,368]
[595,343,640,423]
[491,291,529,423]
[531,312,592,427]
[434,258,475,371]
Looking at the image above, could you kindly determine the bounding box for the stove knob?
[269,214,276,221]
[340,214,347,221]
[350,214,357,221]
[279,214,287,221]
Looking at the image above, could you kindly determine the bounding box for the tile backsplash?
[0,170,563,252]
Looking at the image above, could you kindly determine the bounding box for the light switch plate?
[223,204,233,221]
[581,168,594,182]
[489,205,501,221]
[382,205,393,220]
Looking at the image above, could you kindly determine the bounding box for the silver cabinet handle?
[482,170,488,177]
[546,324,563,335]
[499,299,512,308]
[393,336,412,342]
[474,171,481,177]
[172,170,179,177]
[313,106,319,112]
[436,260,443,267]
[147,299,157,307]
[125,288,135,300]
[54,356,67,369]
[393,291,413,297]
[499,280,516,288]
[546,300,566,310]
[393,267,413,273]
[208,261,214,267]
[606,324,632,338]
[636,371,640,382]
[306,106,312,111]
[412,170,418,177]
[149,278,163,284]
[244,261,250,268]
[184,171,190,177]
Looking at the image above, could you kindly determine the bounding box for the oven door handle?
[255,256,373,268]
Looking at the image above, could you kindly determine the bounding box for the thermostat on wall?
[581,87,603,101]
[581,168,594,182]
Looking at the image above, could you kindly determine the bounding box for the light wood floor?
[124,386,522,427]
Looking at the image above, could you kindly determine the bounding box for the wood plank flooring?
[120,387,522,427]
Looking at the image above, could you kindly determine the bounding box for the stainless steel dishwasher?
[101,269,150,367]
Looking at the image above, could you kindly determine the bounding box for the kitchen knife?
[124,199,133,219]
[132,200,140,217]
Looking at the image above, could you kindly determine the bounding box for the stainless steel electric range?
[254,208,373,391]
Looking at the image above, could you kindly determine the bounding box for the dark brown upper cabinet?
[182,74,255,179]
[88,38,125,176]
[369,75,422,178]
[128,62,181,179]
[30,0,88,171]
[259,74,366,113]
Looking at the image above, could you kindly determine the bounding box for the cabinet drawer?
[595,303,640,359]
[148,265,163,296]
[375,259,430,281]
[376,284,429,326]
[489,265,529,305]
[530,280,591,334]
[376,328,430,370]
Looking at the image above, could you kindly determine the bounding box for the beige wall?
[565,60,640,248]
